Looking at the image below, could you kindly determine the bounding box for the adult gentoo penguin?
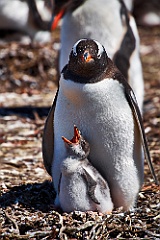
[58,126,113,213]
[43,39,158,210]
[52,0,144,112]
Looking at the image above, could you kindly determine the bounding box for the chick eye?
[81,140,86,147]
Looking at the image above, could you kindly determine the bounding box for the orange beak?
[83,51,93,62]
[62,126,81,144]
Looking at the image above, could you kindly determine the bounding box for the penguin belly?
[53,78,142,210]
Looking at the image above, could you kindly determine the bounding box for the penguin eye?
[81,140,86,148]
[72,43,78,56]
[72,49,77,56]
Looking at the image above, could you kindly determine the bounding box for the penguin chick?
[43,39,158,211]
[58,126,114,213]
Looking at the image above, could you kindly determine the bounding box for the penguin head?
[62,39,109,83]
[62,126,90,160]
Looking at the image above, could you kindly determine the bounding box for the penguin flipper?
[125,87,159,185]
[42,90,59,176]
[58,172,62,195]
[82,168,100,204]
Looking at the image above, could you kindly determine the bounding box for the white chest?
[53,78,135,192]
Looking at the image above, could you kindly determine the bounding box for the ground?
[0,26,159,239]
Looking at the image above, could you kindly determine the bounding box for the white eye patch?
[93,40,104,58]
[72,39,86,56]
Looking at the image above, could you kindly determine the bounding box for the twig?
[4,210,20,235]
[145,230,160,238]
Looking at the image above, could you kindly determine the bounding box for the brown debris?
[0,27,160,239]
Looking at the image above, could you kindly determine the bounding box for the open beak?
[62,126,81,144]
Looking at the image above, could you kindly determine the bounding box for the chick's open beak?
[62,126,81,145]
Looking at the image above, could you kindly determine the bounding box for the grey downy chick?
[58,126,113,213]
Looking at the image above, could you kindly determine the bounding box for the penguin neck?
[61,156,85,174]
[62,57,117,84]
[69,155,86,161]
[59,58,128,106]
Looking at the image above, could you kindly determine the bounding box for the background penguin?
[58,126,113,213]
[0,0,52,43]
[43,39,158,211]
[52,0,144,112]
